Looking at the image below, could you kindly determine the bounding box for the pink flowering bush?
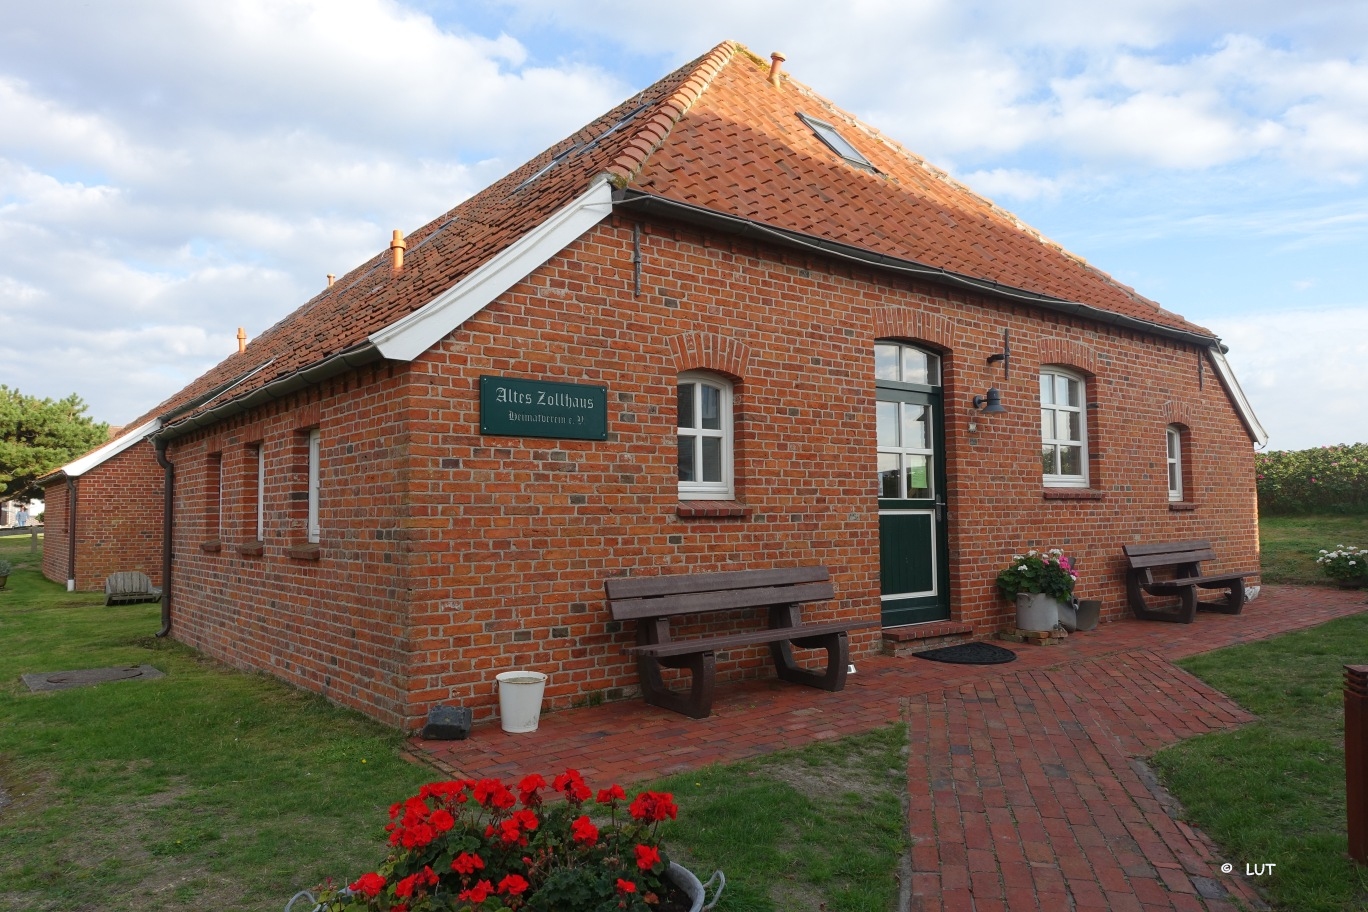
[313,770,678,912]
[996,548,1078,602]
[1257,444,1368,514]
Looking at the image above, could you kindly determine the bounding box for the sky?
[0,1,1364,452]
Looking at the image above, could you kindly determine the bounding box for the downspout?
[65,475,77,592]
[154,439,174,638]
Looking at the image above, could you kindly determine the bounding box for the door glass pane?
[701,437,721,482]
[1042,444,1056,475]
[700,385,721,430]
[1040,373,1054,405]
[901,349,928,385]
[904,455,932,499]
[902,404,927,450]
[877,401,899,447]
[878,453,900,498]
[678,436,696,481]
[677,383,695,429]
[874,344,899,381]
[1059,445,1082,476]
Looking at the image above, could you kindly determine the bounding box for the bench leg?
[1128,571,1198,623]
[636,652,715,719]
[770,631,849,692]
[1197,581,1246,615]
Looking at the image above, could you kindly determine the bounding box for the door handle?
[935,502,946,521]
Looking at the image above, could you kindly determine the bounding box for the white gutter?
[1208,346,1268,447]
[58,417,162,478]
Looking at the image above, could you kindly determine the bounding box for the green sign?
[479,376,608,440]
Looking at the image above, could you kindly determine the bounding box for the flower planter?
[1058,599,1100,632]
[668,862,725,912]
[1015,593,1061,632]
[495,670,548,733]
[1337,578,1368,590]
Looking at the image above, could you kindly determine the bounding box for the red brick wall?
[165,366,415,728]
[41,442,165,591]
[165,215,1259,731]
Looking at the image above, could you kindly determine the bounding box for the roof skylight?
[798,113,875,170]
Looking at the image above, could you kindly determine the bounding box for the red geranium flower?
[635,843,661,871]
[394,866,438,899]
[498,874,530,896]
[473,778,516,809]
[571,815,599,844]
[628,791,678,823]
[451,852,484,875]
[616,878,637,894]
[596,784,627,804]
[459,880,494,904]
[429,809,455,832]
[553,769,592,803]
[348,872,386,898]
[518,773,547,806]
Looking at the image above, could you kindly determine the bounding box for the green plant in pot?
[996,549,1077,632]
[0,559,11,589]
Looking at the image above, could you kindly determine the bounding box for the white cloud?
[1211,307,1368,449]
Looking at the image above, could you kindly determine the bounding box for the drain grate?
[21,665,165,692]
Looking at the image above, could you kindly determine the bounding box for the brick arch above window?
[1035,338,1098,376]
[667,331,751,379]
[871,306,953,351]
[1162,400,1195,426]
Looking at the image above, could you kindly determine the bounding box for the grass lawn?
[1154,611,1368,912]
[1259,514,1368,585]
[0,534,906,912]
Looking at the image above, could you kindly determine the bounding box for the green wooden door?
[876,343,949,627]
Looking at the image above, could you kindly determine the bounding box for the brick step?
[881,621,976,658]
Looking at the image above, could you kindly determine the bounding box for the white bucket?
[496,671,548,733]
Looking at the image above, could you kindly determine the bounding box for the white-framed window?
[254,443,265,542]
[1040,367,1088,487]
[307,429,321,543]
[1166,425,1184,501]
[677,372,733,500]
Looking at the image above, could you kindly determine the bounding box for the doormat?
[21,665,165,693]
[911,642,1017,665]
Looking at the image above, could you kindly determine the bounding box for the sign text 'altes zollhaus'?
[479,376,608,441]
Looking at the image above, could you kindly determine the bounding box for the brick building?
[115,42,1263,730]
[40,420,164,592]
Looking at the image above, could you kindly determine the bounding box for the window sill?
[199,539,222,553]
[1043,488,1106,501]
[288,542,321,560]
[1169,501,1197,512]
[236,541,264,557]
[676,501,750,519]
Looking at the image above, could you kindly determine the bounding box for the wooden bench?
[1123,540,1251,624]
[605,566,879,719]
[105,571,162,607]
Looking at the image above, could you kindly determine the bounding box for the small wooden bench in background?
[605,566,878,719]
[1123,540,1252,624]
[105,571,162,607]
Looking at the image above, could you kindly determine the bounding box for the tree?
[0,386,111,500]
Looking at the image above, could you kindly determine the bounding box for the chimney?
[768,51,786,87]
[236,327,247,354]
[326,274,335,287]
[390,229,407,271]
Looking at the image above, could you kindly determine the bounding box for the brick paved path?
[411,585,1368,910]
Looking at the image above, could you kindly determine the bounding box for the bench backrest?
[1123,540,1217,570]
[105,571,154,596]
[605,566,833,621]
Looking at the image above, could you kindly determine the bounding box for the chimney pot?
[236,327,247,354]
[768,51,787,87]
[390,229,407,271]
[326,274,335,287]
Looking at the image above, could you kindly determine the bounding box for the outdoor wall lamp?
[973,388,1007,413]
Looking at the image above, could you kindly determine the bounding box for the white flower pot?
[1015,593,1061,632]
[495,670,547,733]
